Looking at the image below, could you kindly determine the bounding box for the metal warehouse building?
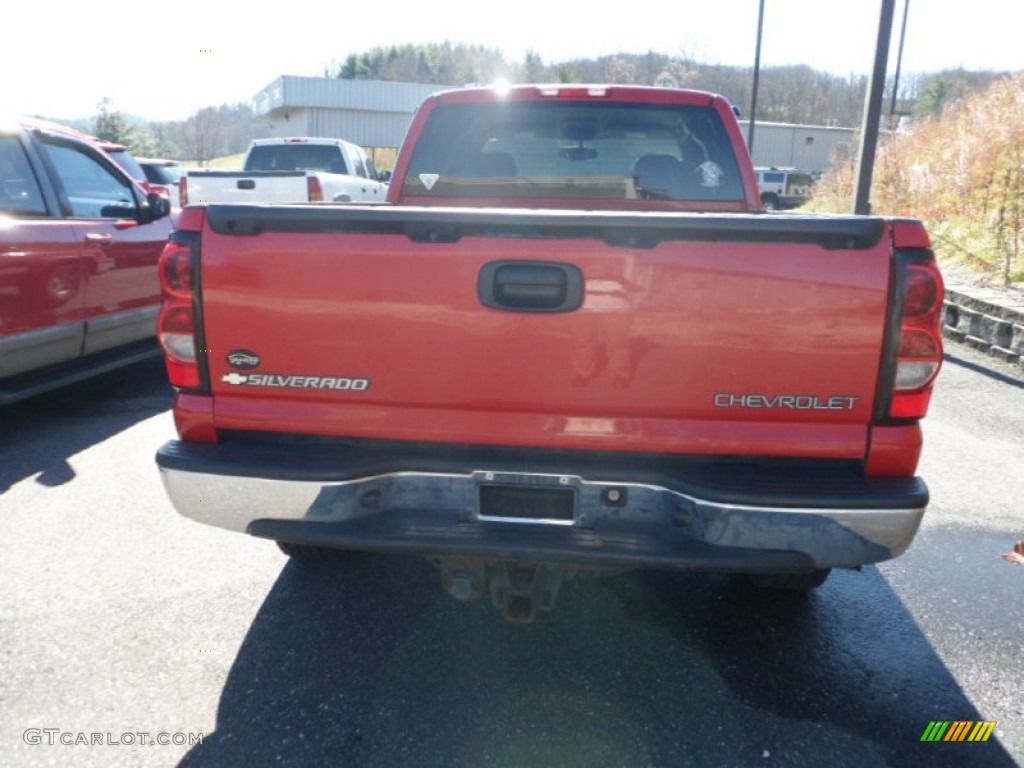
[253,76,857,173]
[253,77,447,152]
[738,120,857,173]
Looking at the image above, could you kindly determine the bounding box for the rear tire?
[276,541,348,561]
[761,193,780,212]
[744,569,831,591]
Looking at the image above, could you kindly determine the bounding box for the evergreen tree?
[93,98,133,145]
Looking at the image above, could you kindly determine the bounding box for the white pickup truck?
[181,137,389,205]
[754,166,816,211]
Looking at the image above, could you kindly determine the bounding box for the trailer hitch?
[437,557,567,623]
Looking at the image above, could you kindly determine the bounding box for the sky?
[5,0,1022,123]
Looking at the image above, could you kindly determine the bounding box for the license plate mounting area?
[477,476,576,525]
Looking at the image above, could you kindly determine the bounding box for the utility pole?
[748,0,766,154]
[853,0,897,215]
[890,0,911,121]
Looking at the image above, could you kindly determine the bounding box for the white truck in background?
[755,166,817,211]
[181,137,389,205]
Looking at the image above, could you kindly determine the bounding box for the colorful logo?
[920,721,997,742]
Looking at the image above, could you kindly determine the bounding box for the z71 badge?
[221,372,371,391]
[226,349,261,369]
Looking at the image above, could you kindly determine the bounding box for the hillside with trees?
[68,42,1009,179]
[87,101,270,165]
[331,43,1007,129]
[809,73,1024,286]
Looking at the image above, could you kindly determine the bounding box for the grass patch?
[184,153,245,170]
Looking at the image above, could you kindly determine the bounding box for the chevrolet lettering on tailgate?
[714,394,861,410]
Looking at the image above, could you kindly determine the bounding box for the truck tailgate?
[184,171,310,204]
[198,206,893,459]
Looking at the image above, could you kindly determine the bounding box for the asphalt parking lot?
[1,346,1022,768]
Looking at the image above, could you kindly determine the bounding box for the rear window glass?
[143,163,185,185]
[246,145,347,174]
[403,100,744,203]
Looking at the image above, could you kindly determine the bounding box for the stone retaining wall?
[942,287,1024,369]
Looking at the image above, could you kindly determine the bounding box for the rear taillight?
[308,175,324,202]
[887,253,945,419]
[157,235,205,390]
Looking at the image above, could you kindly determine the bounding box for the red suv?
[0,117,173,404]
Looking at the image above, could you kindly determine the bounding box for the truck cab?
[755,166,816,211]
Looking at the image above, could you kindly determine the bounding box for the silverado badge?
[220,372,371,391]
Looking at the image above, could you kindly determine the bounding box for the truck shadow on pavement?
[945,352,1024,389]
[181,555,1017,768]
[0,358,172,494]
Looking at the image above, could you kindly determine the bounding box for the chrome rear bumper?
[158,440,926,571]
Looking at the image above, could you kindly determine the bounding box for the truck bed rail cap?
[205,204,886,250]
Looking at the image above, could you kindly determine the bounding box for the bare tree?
[605,57,637,84]
[182,107,226,166]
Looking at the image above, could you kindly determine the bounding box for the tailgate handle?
[479,261,583,312]
[237,179,255,190]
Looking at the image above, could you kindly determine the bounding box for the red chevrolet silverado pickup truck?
[1,117,172,404]
[155,85,944,621]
